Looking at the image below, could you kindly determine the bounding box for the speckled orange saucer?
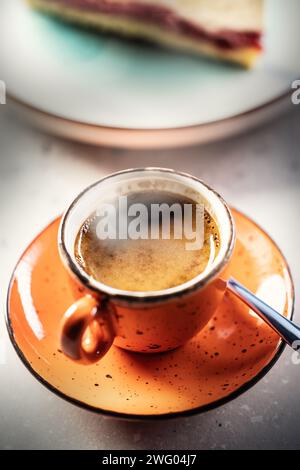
[6,209,294,419]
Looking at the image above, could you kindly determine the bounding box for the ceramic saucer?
[6,209,294,419]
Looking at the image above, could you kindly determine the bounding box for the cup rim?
[58,168,235,304]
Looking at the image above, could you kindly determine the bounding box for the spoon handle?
[227,277,299,349]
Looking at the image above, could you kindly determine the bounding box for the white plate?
[0,0,298,147]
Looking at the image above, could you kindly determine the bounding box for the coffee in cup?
[58,168,234,364]
[74,190,220,292]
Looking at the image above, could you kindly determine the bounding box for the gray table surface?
[0,104,300,450]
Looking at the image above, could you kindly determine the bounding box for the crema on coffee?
[75,191,220,292]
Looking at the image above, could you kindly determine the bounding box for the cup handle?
[60,295,116,365]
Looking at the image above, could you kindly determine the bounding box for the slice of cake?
[28,0,264,67]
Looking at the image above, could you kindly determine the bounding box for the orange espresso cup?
[58,168,235,364]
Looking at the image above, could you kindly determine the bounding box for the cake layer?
[28,0,264,67]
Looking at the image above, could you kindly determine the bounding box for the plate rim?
[8,88,290,132]
[8,90,291,148]
[5,209,295,421]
